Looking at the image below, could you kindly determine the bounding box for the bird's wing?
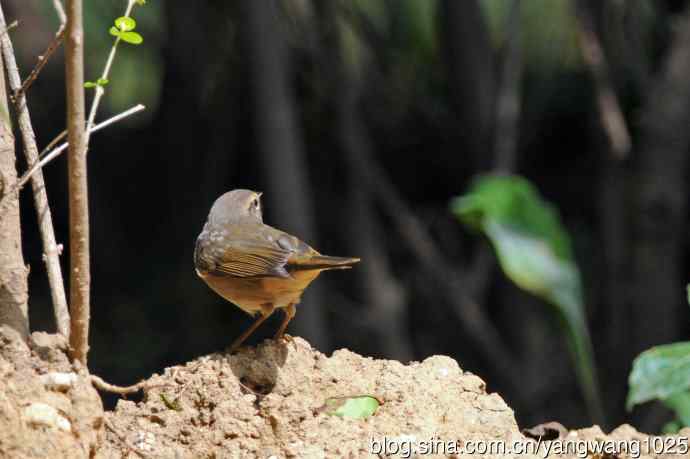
[195,224,295,279]
[215,238,293,278]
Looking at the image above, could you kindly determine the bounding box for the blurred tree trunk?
[0,53,29,339]
[239,0,329,349]
[439,0,495,171]
[314,1,413,361]
[630,10,690,369]
[598,156,632,426]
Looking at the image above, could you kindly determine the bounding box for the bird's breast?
[201,270,323,315]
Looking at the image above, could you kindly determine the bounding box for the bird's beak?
[256,192,263,198]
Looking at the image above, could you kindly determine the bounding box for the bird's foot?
[274,333,293,345]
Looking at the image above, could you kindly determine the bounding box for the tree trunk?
[238,1,329,349]
[439,0,495,171]
[65,0,90,365]
[0,50,29,339]
[631,10,690,353]
[629,11,690,431]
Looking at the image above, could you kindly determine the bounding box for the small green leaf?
[109,26,122,38]
[119,31,143,45]
[115,16,136,32]
[84,81,97,88]
[160,393,182,411]
[135,0,146,4]
[322,395,379,419]
[96,78,109,86]
[627,342,690,411]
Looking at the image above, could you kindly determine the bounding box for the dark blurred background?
[6,0,690,432]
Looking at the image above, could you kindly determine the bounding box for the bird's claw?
[275,333,293,344]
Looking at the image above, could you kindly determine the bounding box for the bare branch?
[52,0,67,25]
[0,104,145,205]
[0,20,17,38]
[493,0,522,172]
[104,419,151,459]
[15,28,65,100]
[0,3,70,337]
[90,374,146,395]
[574,0,631,159]
[65,0,89,365]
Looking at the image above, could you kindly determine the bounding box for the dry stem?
[0,3,70,337]
[0,104,145,209]
[65,0,89,365]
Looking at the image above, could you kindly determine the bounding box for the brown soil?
[1,326,689,458]
[0,326,103,458]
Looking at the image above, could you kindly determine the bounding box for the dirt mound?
[99,337,520,458]
[2,327,689,458]
[0,326,104,458]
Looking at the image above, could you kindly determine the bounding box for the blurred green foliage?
[452,174,602,422]
[482,0,580,70]
[628,287,690,432]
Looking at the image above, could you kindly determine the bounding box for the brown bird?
[194,189,360,351]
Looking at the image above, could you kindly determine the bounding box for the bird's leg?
[228,304,274,353]
[274,303,296,341]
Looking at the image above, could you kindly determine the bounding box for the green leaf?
[109,26,122,38]
[160,393,182,411]
[115,16,136,32]
[452,174,602,423]
[665,391,690,426]
[119,31,143,45]
[322,395,379,419]
[135,0,147,4]
[85,78,109,89]
[662,420,683,434]
[627,342,690,412]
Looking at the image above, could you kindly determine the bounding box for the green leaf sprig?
[109,16,143,45]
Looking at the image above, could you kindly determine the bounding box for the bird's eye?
[252,199,260,210]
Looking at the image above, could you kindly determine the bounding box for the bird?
[194,189,360,352]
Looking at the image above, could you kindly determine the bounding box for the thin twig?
[574,0,631,159]
[15,28,65,100]
[91,374,146,395]
[13,0,65,99]
[52,0,67,25]
[0,3,70,338]
[104,419,150,459]
[0,104,145,207]
[65,0,89,366]
[40,129,67,158]
[0,20,18,38]
[85,0,138,147]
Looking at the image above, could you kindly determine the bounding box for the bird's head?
[208,189,263,224]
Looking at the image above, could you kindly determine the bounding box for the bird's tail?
[294,255,361,271]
